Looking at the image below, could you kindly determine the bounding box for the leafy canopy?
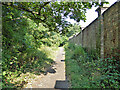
[2,1,108,32]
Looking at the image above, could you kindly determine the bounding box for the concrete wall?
[69,1,120,59]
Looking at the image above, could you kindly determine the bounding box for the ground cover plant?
[65,43,120,88]
[2,5,61,88]
[1,1,109,88]
[2,45,58,88]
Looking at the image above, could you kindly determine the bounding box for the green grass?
[65,43,120,88]
[2,46,58,89]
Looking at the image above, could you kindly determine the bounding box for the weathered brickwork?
[119,2,120,49]
[103,2,120,59]
[82,18,99,51]
[69,1,120,60]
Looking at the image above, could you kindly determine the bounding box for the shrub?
[65,43,120,88]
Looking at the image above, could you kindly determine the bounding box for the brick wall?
[82,18,99,51]
[69,1,120,59]
[103,2,120,59]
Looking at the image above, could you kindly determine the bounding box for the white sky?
[66,0,118,27]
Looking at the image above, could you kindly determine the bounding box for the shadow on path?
[54,80,69,89]
[23,47,69,88]
[54,58,69,89]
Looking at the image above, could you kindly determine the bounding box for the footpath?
[23,47,69,89]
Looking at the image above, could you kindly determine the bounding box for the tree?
[2,1,109,88]
[2,1,108,33]
[66,23,81,37]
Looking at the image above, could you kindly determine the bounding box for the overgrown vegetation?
[65,43,120,88]
[2,5,63,88]
[2,1,109,89]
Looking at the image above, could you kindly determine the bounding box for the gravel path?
[23,47,68,89]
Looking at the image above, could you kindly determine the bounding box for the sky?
[66,0,118,27]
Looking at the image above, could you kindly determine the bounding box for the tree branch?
[2,2,35,16]
[39,2,50,15]
[2,2,48,22]
[2,2,54,30]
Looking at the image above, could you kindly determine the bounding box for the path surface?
[24,47,68,89]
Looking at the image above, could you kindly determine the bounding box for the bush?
[65,43,120,88]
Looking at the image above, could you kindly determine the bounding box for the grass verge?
[65,43,120,88]
[2,46,58,89]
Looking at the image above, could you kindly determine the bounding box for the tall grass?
[65,43,120,88]
[2,46,58,88]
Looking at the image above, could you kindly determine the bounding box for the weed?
[65,43,120,88]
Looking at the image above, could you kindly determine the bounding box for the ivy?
[65,43,120,88]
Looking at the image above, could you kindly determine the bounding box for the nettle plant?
[93,57,120,88]
[81,47,120,88]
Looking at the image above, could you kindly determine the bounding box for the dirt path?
[24,47,68,89]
